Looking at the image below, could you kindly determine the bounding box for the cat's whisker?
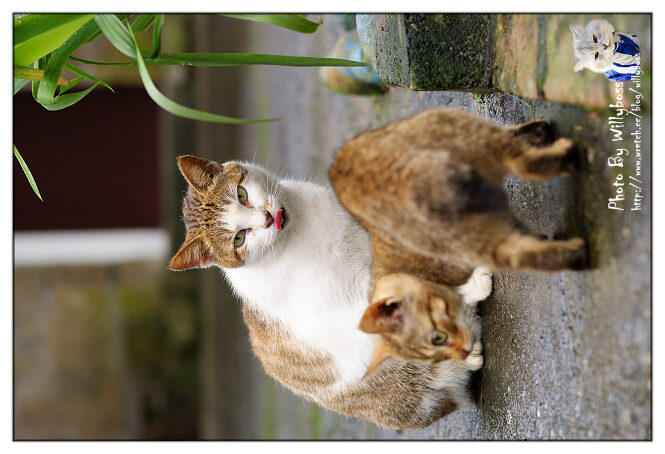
[251,144,259,165]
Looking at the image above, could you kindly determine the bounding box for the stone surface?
[365,13,651,108]
[370,14,495,91]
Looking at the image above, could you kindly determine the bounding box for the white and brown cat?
[169,109,583,430]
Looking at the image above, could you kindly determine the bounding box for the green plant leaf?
[70,52,370,68]
[127,21,278,124]
[40,82,99,111]
[222,14,322,33]
[36,19,100,109]
[14,145,43,201]
[68,56,137,66]
[31,57,48,102]
[83,14,132,44]
[155,52,370,67]
[150,14,164,59]
[14,14,94,66]
[64,62,114,92]
[58,76,85,95]
[14,78,29,94]
[93,14,137,58]
[130,14,156,33]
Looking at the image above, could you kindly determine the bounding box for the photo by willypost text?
[607,69,645,212]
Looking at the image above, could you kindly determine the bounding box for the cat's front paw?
[465,340,483,371]
[456,266,493,308]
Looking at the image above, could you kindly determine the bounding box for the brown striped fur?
[242,305,338,398]
[331,109,586,367]
[168,156,248,270]
[242,304,460,430]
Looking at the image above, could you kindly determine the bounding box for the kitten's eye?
[594,52,599,59]
[234,230,246,248]
[237,186,248,205]
[431,330,448,346]
[593,35,598,43]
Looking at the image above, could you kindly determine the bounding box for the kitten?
[329,109,585,373]
[569,19,641,80]
[360,273,484,377]
[169,155,485,430]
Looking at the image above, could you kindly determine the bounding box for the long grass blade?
[128,21,278,123]
[150,14,164,59]
[31,57,48,102]
[64,62,114,92]
[58,76,85,95]
[155,52,369,67]
[68,56,136,66]
[14,78,30,94]
[222,14,322,33]
[14,145,43,201]
[70,52,370,68]
[83,14,132,44]
[40,83,99,111]
[131,14,156,33]
[14,14,94,66]
[93,14,137,58]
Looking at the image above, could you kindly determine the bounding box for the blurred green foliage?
[13,13,369,200]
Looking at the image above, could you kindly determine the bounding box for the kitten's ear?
[573,59,585,72]
[569,24,584,37]
[168,236,217,271]
[177,155,222,194]
[363,337,395,379]
[359,298,405,334]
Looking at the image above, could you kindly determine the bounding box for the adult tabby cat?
[331,109,585,377]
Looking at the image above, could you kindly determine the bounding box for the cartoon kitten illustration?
[569,19,640,80]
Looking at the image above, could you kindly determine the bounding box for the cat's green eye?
[594,51,599,59]
[234,230,246,248]
[593,35,598,43]
[237,186,248,205]
[431,330,448,346]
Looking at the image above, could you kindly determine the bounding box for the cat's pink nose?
[264,211,273,228]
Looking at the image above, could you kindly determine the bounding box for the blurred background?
[14,14,386,440]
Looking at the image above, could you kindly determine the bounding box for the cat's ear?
[359,298,405,334]
[573,59,585,72]
[177,155,222,194]
[569,24,584,37]
[168,236,217,271]
[363,337,395,378]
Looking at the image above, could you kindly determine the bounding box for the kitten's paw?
[465,340,483,371]
[456,266,493,307]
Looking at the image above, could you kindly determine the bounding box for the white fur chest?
[223,181,376,388]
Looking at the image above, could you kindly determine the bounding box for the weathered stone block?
[359,14,495,91]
